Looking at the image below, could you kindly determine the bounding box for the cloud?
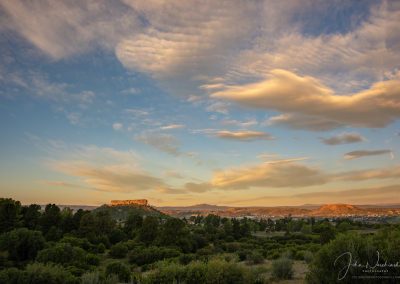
[0,0,140,59]
[160,124,185,130]
[135,132,181,156]
[211,159,329,189]
[232,185,400,206]
[53,162,164,193]
[213,69,400,129]
[206,101,230,115]
[220,119,258,127]
[112,122,123,131]
[48,145,166,193]
[66,113,81,125]
[267,113,343,131]
[344,149,393,160]
[157,182,213,195]
[335,165,400,181]
[321,132,365,145]
[215,130,274,141]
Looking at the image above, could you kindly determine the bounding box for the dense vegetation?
[0,197,399,283]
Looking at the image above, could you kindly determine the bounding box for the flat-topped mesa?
[110,199,148,206]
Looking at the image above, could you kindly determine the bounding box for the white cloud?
[344,149,393,160]
[206,101,230,115]
[213,69,400,129]
[160,124,185,130]
[215,130,274,141]
[112,122,123,131]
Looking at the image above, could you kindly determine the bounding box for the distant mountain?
[159,203,400,218]
[93,204,167,221]
[157,203,229,211]
[311,204,364,216]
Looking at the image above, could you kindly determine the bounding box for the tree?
[109,242,128,259]
[0,228,45,262]
[21,204,41,230]
[139,216,159,244]
[124,213,143,233]
[159,218,188,246]
[40,204,61,233]
[0,198,21,233]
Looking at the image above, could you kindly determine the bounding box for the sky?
[0,0,399,207]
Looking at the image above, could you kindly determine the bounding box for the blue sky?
[0,0,399,206]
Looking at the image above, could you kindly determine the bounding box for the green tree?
[124,213,143,233]
[159,218,188,246]
[40,204,61,233]
[0,198,21,233]
[21,204,41,230]
[0,228,45,262]
[139,216,159,244]
[109,242,128,259]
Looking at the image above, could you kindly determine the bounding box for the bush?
[17,262,78,284]
[179,253,195,265]
[246,251,264,265]
[144,262,186,284]
[109,242,128,258]
[206,259,246,284]
[185,261,207,283]
[85,253,100,266]
[36,243,86,268]
[129,246,180,266]
[105,262,131,282]
[271,257,293,280]
[81,271,100,284]
[303,251,313,263]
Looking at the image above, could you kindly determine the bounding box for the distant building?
[110,199,148,206]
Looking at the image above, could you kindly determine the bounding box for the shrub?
[206,259,246,284]
[129,246,180,266]
[105,262,131,282]
[303,251,313,264]
[185,261,207,283]
[271,257,293,280]
[179,253,195,265]
[25,262,78,284]
[109,242,128,258]
[246,251,264,265]
[36,243,86,268]
[81,271,100,284]
[144,262,185,284]
[85,253,100,266]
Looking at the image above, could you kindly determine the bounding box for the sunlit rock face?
[110,199,148,206]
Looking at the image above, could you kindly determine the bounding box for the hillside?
[93,204,167,221]
[159,203,400,218]
[310,204,365,216]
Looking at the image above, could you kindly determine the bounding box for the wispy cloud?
[266,113,343,131]
[160,124,185,130]
[321,132,365,145]
[211,159,328,189]
[135,132,181,156]
[344,149,393,160]
[112,122,123,131]
[215,130,274,141]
